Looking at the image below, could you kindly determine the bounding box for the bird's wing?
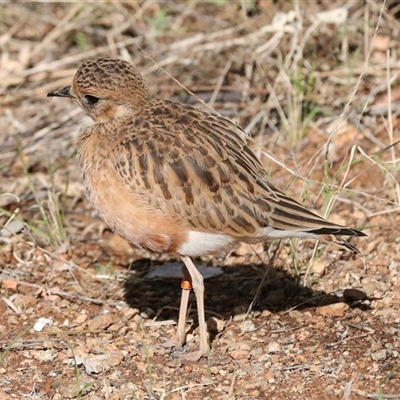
[111,100,364,243]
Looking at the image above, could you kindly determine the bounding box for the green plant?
[70,345,93,399]
[205,0,229,4]
[95,262,117,278]
[74,31,88,49]
[286,62,320,144]
[148,8,170,33]
[14,137,71,249]
[0,326,31,364]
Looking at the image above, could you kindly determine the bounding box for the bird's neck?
[75,121,111,169]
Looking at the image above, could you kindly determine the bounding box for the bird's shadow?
[123,256,369,343]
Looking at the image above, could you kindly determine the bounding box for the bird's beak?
[47,85,71,98]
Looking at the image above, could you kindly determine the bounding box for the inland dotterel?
[48,57,366,361]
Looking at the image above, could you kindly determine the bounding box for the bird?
[48,57,366,361]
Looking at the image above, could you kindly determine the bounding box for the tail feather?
[320,234,363,254]
[267,189,367,253]
[309,226,366,238]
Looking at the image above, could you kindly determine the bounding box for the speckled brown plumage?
[48,57,366,361]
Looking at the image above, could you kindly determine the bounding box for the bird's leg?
[161,257,209,360]
[180,255,209,360]
[161,264,191,350]
[173,265,192,349]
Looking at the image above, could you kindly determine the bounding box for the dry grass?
[1,1,400,399]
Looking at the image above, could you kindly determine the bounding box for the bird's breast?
[77,140,190,255]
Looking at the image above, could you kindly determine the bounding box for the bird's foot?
[160,337,183,351]
[176,349,208,362]
[160,336,209,361]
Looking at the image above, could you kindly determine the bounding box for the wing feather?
[111,99,365,243]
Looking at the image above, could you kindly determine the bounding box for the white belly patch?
[178,231,237,258]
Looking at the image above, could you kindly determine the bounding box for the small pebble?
[343,288,367,302]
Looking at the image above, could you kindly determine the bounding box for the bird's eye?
[84,95,100,105]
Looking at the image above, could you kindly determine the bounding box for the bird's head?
[48,57,151,123]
